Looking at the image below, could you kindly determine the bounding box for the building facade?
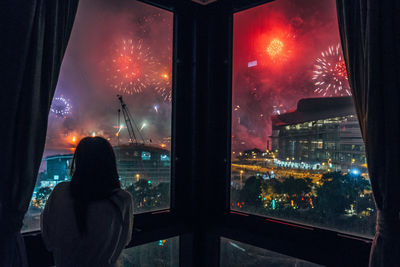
[114,144,170,187]
[38,154,73,187]
[270,97,366,172]
[38,144,170,189]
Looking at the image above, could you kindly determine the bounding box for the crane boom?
[117,95,145,144]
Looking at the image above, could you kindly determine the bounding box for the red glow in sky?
[232,0,341,152]
[252,24,296,67]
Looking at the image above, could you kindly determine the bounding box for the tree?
[154,182,170,209]
[35,187,52,208]
[240,176,263,208]
[126,179,156,212]
[315,172,370,217]
[280,177,312,197]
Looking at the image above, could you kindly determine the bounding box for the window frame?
[22,0,374,266]
[23,1,200,266]
[215,0,373,266]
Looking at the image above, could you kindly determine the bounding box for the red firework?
[107,39,155,94]
[313,43,351,97]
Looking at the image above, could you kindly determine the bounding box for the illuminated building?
[38,145,170,188]
[270,96,366,171]
[38,154,73,187]
[114,144,170,187]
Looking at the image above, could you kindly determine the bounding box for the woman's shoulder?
[109,188,133,210]
[51,181,71,195]
[113,188,133,202]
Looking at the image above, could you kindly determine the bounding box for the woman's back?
[41,182,133,267]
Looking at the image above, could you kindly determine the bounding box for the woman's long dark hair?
[70,136,121,235]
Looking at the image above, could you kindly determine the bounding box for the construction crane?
[117,95,145,144]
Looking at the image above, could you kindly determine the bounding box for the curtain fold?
[336,0,400,266]
[0,0,79,265]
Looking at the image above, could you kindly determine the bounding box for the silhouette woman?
[41,136,133,267]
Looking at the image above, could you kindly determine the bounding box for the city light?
[350,168,360,176]
[247,60,258,68]
[153,105,159,113]
[115,124,124,136]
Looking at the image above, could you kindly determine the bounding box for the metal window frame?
[23,1,373,266]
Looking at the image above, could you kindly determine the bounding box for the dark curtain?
[336,1,400,266]
[0,0,79,265]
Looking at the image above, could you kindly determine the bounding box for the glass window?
[23,0,173,232]
[221,238,322,267]
[141,151,152,160]
[161,154,170,161]
[231,0,375,237]
[121,237,179,267]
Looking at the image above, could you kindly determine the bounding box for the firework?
[107,39,155,94]
[154,70,172,102]
[51,96,71,118]
[267,39,284,58]
[255,28,295,66]
[313,43,351,97]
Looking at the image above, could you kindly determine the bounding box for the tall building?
[270,96,366,171]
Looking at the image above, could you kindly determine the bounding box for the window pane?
[23,0,173,232]
[121,237,179,267]
[221,237,322,267]
[231,0,375,237]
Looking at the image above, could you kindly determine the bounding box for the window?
[141,151,152,160]
[121,237,179,267]
[23,0,173,231]
[220,238,322,267]
[231,0,375,237]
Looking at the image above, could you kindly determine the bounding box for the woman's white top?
[41,182,133,267]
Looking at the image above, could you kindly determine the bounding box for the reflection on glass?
[221,238,322,267]
[231,0,375,236]
[23,0,173,231]
[121,237,179,267]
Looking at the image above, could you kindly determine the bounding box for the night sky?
[45,0,347,157]
[232,0,348,152]
[45,0,173,156]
